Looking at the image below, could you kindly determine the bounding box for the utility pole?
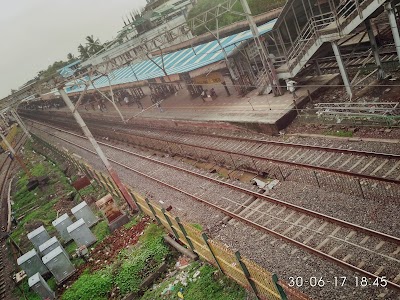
[10,109,33,142]
[0,130,31,177]
[239,0,282,96]
[58,88,139,213]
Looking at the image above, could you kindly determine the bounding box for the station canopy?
[65,19,276,93]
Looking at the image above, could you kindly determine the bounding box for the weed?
[92,221,110,244]
[324,130,353,137]
[61,270,113,300]
[191,223,203,231]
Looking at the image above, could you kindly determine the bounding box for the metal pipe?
[365,18,385,79]
[58,88,138,212]
[331,41,352,98]
[385,1,400,63]
[240,0,282,95]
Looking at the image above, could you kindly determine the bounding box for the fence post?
[175,217,195,251]
[145,198,161,225]
[272,274,288,300]
[202,233,223,274]
[161,208,180,240]
[94,171,107,191]
[129,191,143,214]
[235,251,261,300]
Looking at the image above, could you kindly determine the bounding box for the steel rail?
[30,124,400,292]
[24,117,400,186]
[20,112,400,160]
[30,122,400,244]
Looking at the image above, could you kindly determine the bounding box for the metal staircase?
[277,0,388,79]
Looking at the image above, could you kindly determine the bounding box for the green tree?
[187,0,286,35]
[85,35,103,55]
[67,53,75,61]
[78,44,89,59]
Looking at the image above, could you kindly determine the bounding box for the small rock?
[384,128,392,133]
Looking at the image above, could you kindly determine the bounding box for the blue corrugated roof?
[58,60,81,78]
[65,19,276,93]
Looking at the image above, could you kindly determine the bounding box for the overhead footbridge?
[267,0,400,83]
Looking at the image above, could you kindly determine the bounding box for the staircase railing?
[285,0,379,75]
[286,12,336,72]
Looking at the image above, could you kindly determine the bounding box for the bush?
[62,270,113,300]
[114,224,169,295]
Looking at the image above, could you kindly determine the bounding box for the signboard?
[192,72,223,85]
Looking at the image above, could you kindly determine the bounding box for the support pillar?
[385,1,400,64]
[331,41,352,99]
[59,88,138,213]
[314,59,322,76]
[240,0,282,96]
[365,19,385,79]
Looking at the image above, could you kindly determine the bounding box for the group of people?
[200,88,217,102]
[115,89,144,110]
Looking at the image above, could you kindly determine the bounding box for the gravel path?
[30,124,400,300]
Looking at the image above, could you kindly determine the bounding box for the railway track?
[30,121,400,294]
[0,132,26,300]
[22,114,400,203]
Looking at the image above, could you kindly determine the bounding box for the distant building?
[81,0,195,70]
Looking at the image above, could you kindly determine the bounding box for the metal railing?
[285,0,380,74]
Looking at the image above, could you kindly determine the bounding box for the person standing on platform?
[135,98,144,111]
[286,79,298,99]
[210,88,217,100]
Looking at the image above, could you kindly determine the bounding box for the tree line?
[37,35,104,80]
[187,0,286,35]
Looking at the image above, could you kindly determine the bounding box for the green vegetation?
[123,215,140,229]
[324,130,354,137]
[187,0,286,35]
[62,223,170,299]
[141,261,247,300]
[92,221,110,244]
[62,269,113,300]
[10,158,70,248]
[191,223,203,231]
[114,224,169,294]
[14,277,57,300]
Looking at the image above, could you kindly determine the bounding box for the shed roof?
[65,19,276,93]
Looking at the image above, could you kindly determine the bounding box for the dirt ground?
[286,70,400,139]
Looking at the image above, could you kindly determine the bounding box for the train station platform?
[51,74,339,135]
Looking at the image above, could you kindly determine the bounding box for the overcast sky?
[0,0,147,99]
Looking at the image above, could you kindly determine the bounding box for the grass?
[191,223,203,231]
[141,261,247,300]
[324,130,354,137]
[92,221,110,244]
[123,215,140,229]
[61,222,170,299]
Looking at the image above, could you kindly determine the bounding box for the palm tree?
[67,53,75,61]
[78,44,89,60]
[85,35,103,55]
